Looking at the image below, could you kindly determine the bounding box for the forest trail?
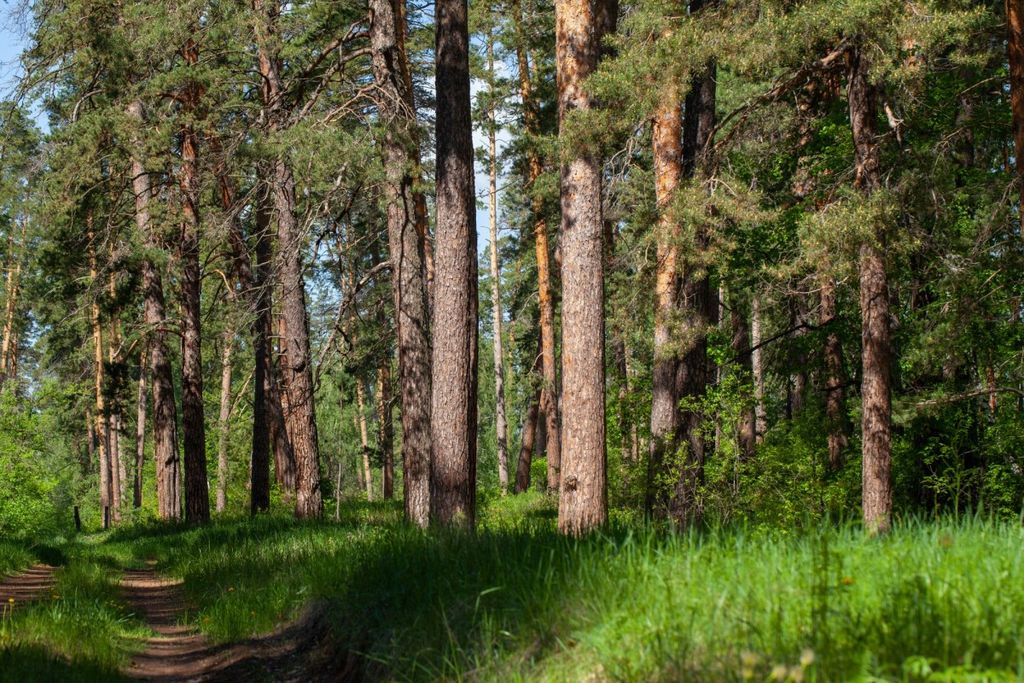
[120,563,350,682]
[0,564,57,611]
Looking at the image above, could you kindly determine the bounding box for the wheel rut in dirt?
[0,564,58,611]
[120,564,353,682]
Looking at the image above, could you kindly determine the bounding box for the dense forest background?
[0,0,1022,540]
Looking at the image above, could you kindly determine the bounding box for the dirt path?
[120,564,353,682]
[0,564,58,611]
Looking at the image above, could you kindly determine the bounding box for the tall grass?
[97,497,1024,681]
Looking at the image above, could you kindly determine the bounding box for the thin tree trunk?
[821,276,849,469]
[179,38,210,524]
[107,276,123,524]
[254,0,323,518]
[515,392,540,494]
[647,70,683,514]
[487,34,509,494]
[134,343,147,509]
[513,0,561,492]
[848,43,892,534]
[376,361,395,499]
[731,296,757,460]
[0,220,25,382]
[128,100,181,521]
[555,0,613,535]
[751,294,767,442]
[216,328,234,513]
[431,0,478,529]
[88,219,110,530]
[368,0,432,527]
[1007,0,1024,234]
[356,379,374,501]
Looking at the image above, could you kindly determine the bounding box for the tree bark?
[134,343,147,509]
[848,43,892,534]
[513,0,562,492]
[821,276,849,470]
[555,0,613,535]
[107,276,124,524]
[128,101,181,521]
[376,361,395,499]
[356,379,374,501]
[751,294,767,442]
[0,220,25,383]
[487,33,509,494]
[216,328,234,513]
[431,0,478,529]
[648,71,683,514]
[88,219,110,529]
[179,38,210,524]
[1007,0,1024,234]
[368,0,433,527]
[254,0,323,518]
[731,297,757,460]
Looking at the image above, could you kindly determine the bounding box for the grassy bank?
[87,495,1024,682]
[2,495,1022,680]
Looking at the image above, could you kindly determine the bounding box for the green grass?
[3,496,1024,681]
[0,541,35,577]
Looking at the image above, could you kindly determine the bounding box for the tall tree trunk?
[1008,0,1024,234]
[216,328,234,513]
[134,343,147,509]
[0,220,25,383]
[670,6,716,526]
[128,101,181,520]
[751,294,767,442]
[848,43,892,534]
[88,219,110,529]
[254,0,322,518]
[731,296,757,460]
[821,276,849,470]
[515,392,540,494]
[356,379,374,501]
[513,0,561,492]
[179,38,210,523]
[647,69,683,514]
[431,0,478,529]
[368,0,432,527]
[555,0,613,535]
[376,361,395,499]
[487,33,509,494]
[107,277,124,524]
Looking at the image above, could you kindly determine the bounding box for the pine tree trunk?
[134,343,147,509]
[848,43,892,534]
[731,297,757,460]
[107,282,124,524]
[487,36,509,493]
[555,0,613,535]
[513,1,562,493]
[648,75,683,514]
[253,0,323,518]
[356,380,374,501]
[431,0,478,529]
[1008,0,1024,234]
[368,0,432,527]
[128,100,181,521]
[376,361,395,500]
[88,221,110,529]
[0,220,25,383]
[821,276,849,470]
[515,391,540,494]
[216,329,234,513]
[751,294,767,442]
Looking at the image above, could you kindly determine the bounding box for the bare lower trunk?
[107,289,124,524]
[487,44,509,493]
[647,78,683,514]
[751,294,767,442]
[376,362,395,499]
[431,0,478,529]
[731,297,756,460]
[555,0,612,535]
[134,344,147,509]
[216,329,234,513]
[848,43,892,534]
[89,224,110,529]
[515,391,540,494]
[356,380,373,501]
[0,221,25,383]
[369,0,432,526]
[821,276,849,470]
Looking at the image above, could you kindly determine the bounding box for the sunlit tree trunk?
[134,343,147,509]
[431,0,478,529]
[216,328,234,513]
[376,361,395,499]
[0,220,25,383]
[821,276,849,470]
[356,379,374,501]
[88,216,110,529]
[368,0,432,526]
[555,0,614,535]
[107,275,124,523]
[848,43,892,534]
[751,294,767,442]
[128,100,181,520]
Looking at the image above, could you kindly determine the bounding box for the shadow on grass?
[0,644,128,683]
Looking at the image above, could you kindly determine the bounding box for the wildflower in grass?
[799,649,814,668]
[769,664,788,680]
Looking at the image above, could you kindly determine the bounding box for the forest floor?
[1,494,1024,682]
